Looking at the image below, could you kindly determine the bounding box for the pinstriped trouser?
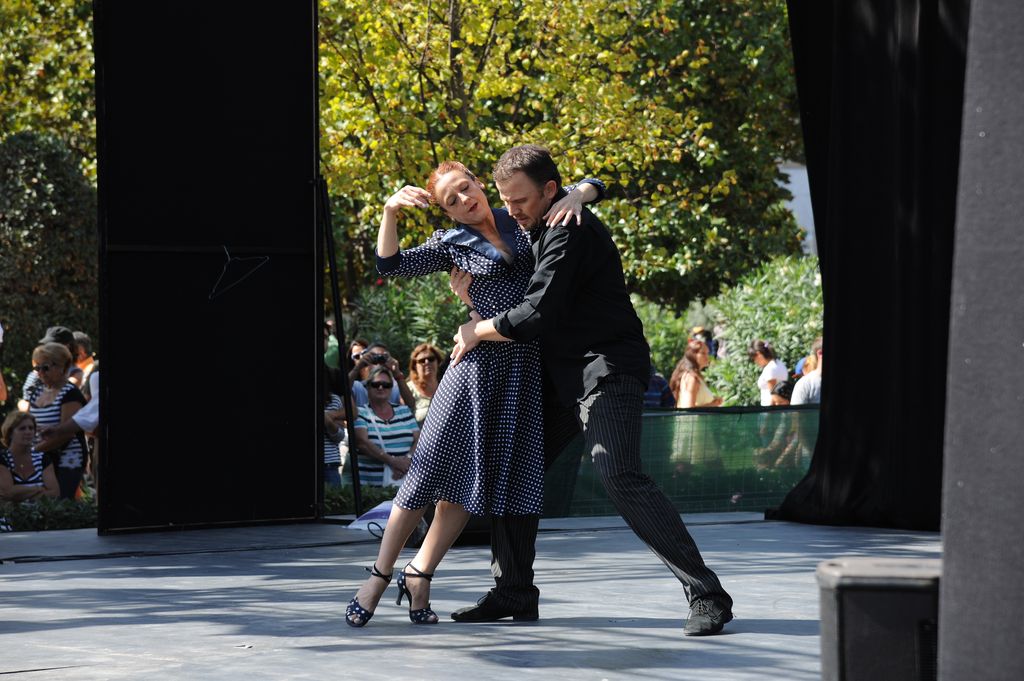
[488,373,733,611]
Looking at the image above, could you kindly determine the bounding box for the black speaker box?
[818,558,940,681]
[93,2,321,531]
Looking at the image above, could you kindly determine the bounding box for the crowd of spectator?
[323,323,825,485]
[1,314,824,520]
[646,327,823,411]
[0,324,99,520]
[314,324,824,480]
[641,327,823,473]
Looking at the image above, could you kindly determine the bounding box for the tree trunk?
[447,0,470,139]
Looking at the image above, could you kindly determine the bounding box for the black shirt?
[492,191,650,406]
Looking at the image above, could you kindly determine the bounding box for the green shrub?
[1,493,97,532]
[704,254,823,405]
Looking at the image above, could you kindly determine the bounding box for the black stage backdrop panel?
[939,1,1024,678]
[94,2,321,531]
[774,1,970,530]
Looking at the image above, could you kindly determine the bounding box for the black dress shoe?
[451,592,539,622]
[683,597,733,636]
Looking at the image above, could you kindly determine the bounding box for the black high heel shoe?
[396,563,437,624]
[345,564,393,627]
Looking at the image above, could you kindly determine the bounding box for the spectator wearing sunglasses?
[352,366,420,487]
[406,343,444,424]
[18,326,85,411]
[348,342,416,410]
[22,342,87,499]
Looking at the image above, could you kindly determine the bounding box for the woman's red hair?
[425,161,478,205]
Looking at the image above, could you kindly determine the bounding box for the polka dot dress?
[379,209,544,516]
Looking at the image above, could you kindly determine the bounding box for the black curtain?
[773,1,970,530]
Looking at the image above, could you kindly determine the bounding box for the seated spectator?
[347,341,415,409]
[644,365,675,408]
[24,342,87,499]
[791,337,823,405]
[0,412,59,503]
[353,366,420,487]
[406,342,444,424]
[671,339,723,408]
[73,331,96,385]
[18,326,85,411]
[748,339,789,406]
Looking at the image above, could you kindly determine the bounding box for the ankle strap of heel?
[367,563,393,582]
[404,563,433,581]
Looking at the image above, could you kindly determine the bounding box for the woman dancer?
[345,162,600,626]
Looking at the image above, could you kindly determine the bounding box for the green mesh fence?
[543,406,819,517]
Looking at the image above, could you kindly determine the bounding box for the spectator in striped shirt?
[18,326,84,411]
[353,366,420,487]
[1,412,59,503]
[23,342,87,499]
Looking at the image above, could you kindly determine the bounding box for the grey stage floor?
[0,513,941,680]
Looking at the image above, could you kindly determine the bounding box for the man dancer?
[449,144,733,636]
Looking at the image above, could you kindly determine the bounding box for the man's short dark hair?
[493,144,562,188]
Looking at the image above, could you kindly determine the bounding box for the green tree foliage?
[702,254,822,405]
[319,0,803,307]
[0,131,98,402]
[0,0,96,180]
